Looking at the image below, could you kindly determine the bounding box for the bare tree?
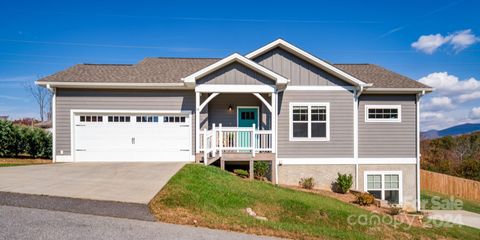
[24,78,52,121]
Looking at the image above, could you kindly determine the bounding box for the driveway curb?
[0,191,156,221]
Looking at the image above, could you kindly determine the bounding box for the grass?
[150,164,480,239]
[0,157,51,167]
[422,190,480,214]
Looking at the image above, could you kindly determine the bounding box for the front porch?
[195,91,278,181]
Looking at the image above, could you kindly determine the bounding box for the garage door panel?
[74,113,191,162]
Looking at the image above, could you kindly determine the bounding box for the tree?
[24,78,52,121]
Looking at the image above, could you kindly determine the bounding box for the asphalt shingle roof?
[38,57,429,89]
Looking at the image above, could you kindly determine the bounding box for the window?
[80,115,103,122]
[164,116,186,123]
[290,103,329,141]
[107,116,131,122]
[136,116,159,123]
[241,111,255,120]
[365,105,401,122]
[365,171,402,204]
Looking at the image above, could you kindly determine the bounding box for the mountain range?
[421,123,480,139]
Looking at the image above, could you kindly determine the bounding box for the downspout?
[354,85,364,190]
[46,84,56,163]
[416,90,425,211]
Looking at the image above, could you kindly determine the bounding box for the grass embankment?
[422,190,480,214]
[150,164,480,239]
[0,157,51,167]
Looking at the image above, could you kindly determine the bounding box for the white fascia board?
[363,88,433,94]
[245,39,368,87]
[285,85,356,91]
[182,53,288,85]
[278,158,416,165]
[35,81,189,89]
[195,84,275,93]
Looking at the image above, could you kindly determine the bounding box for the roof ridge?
[144,57,221,60]
[333,63,372,65]
[82,63,134,66]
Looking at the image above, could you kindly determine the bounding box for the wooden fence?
[421,170,480,201]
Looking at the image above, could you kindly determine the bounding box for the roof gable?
[246,39,369,87]
[182,53,288,86]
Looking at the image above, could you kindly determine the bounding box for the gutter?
[36,81,190,89]
[416,90,426,212]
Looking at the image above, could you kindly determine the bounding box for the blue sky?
[0,0,479,130]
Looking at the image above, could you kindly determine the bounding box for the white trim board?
[285,86,356,91]
[278,158,416,165]
[195,84,275,93]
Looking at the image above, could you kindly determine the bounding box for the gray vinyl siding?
[201,93,269,129]
[253,47,351,86]
[358,94,417,158]
[197,62,275,85]
[55,89,195,156]
[277,90,354,158]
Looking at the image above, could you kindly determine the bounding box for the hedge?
[0,120,52,159]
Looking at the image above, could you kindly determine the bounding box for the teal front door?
[237,107,259,150]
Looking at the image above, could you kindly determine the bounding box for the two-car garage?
[72,111,192,162]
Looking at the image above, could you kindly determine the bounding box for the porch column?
[271,92,276,153]
[195,92,200,154]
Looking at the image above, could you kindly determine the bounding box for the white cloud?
[411,34,450,54]
[450,29,479,51]
[419,72,480,130]
[459,91,480,103]
[411,29,479,54]
[421,111,445,121]
[469,107,480,120]
[419,72,480,95]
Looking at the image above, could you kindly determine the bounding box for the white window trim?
[364,171,403,204]
[289,102,330,142]
[365,105,402,123]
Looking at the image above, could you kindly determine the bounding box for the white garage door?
[73,113,191,162]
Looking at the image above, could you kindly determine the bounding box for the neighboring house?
[37,39,432,211]
[35,120,53,133]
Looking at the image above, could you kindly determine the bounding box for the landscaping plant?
[299,177,315,189]
[0,120,52,159]
[233,169,249,178]
[354,192,375,206]
[335,173,353,194]
[253,161,269,180]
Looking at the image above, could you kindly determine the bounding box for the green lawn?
[149,164,480,240]
[0,163,23,167]
[422,190,480,214]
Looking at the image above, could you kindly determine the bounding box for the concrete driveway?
[0,162,185,204]
[425,210,480,229]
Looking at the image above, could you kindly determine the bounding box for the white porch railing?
[199,123,273,164]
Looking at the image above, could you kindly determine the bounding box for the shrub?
[388,203,403,215]
[299,177,315,189]
[335,173,353,194]
[0,120,52,159]
[354,192,375,206]
[253,161,269,180]
[0,120,15,157]
[233,169,249,178]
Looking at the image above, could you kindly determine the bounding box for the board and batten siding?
[253,47,351,86]
[202,93,270,129]
[55,89,196,156]
[197,62,275,85]
[358,94,416,158]
[277,90,354,158]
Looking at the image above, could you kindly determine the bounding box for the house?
[37,39,432,211]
